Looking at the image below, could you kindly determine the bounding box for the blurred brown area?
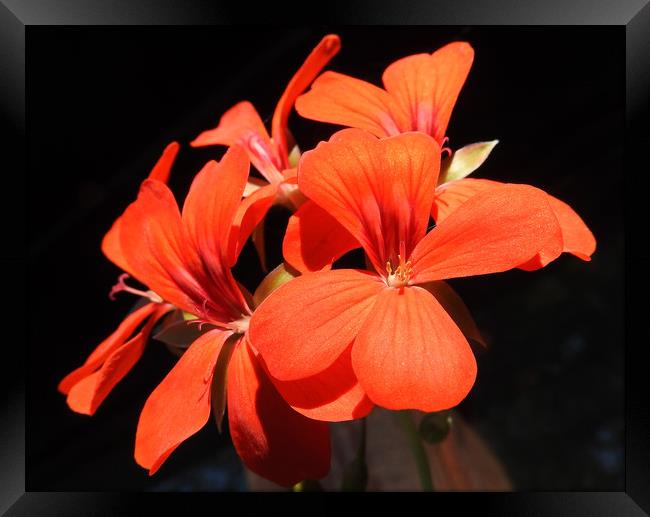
[247,409,512,491]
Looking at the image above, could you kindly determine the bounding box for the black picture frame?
[4,1,649,514]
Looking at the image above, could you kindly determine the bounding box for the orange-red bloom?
[293,40,596,269]
[249,129,563,414]
[110,146,331,485]
[295,41,473,147]
[58,142,181,415]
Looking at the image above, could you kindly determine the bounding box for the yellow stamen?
[385,246,413,288]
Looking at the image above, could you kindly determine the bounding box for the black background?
[27,26,624,491]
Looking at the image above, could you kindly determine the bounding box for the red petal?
[420,281,486,347]
[66,305,172,415]
[432,178,502,223]
[134,329,234,475]
[433,179,596,270]
[101,216,131,276]
[352,286,477,412]
[227,181,279,266]
[299,129,440,272]
[118,179,200,308]
[182,147,248,259]
[249,269,384,381]
[58,303,159,394]
[282,200,360,273]
[295,71,409,137]
[227,339,331,487]
[264,343,374,422]
[410,184,562,283]
[519,194,596,270]
[271,34,341,160]
[148,141,180,184]
[101,143,180,273]
[382,42,474,144]
[191,101,283,183]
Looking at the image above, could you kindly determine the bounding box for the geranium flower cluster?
[59,35,595,487]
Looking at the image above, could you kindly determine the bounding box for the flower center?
[109,273,163,303]
[385,242,413,288]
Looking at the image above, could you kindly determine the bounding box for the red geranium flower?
[123,146,333,485]
[291,41,595,271]
[249,129,563,414]
[63,144,333,486]
[191,34,341,268]
[58,142,181,415]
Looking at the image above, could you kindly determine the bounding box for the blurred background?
[27,26,624,491]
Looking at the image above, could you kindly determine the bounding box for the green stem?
[394,411,434,491]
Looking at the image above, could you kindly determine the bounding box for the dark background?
[27,26,624,491]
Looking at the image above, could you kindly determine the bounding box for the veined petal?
[433,179,596,270]
[191,101,283,183]
[249,269,384,381]
[264,344,374,422]
[66,305,173,415]
[271,34,341,160]
[295,71,409,138]
[382,42,474,144]
[410,184,562,283]
[282,200,360,273]
[118,179,206,316]
[299,129,440,272]
[58,302,160,395]
[432,178,502,223]
[351,286,477,412]
[227,182,279,266]
[134,329,233,475]
[227,339,331,487]
[181,147,251,316]
[519,194,596,270]
[182,147,249,260]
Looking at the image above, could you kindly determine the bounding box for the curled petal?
[66,304,173,415]
[59,303,160,395]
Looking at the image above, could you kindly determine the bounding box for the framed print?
[3,1,649,514]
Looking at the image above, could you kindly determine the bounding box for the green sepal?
[439,140,499,185]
